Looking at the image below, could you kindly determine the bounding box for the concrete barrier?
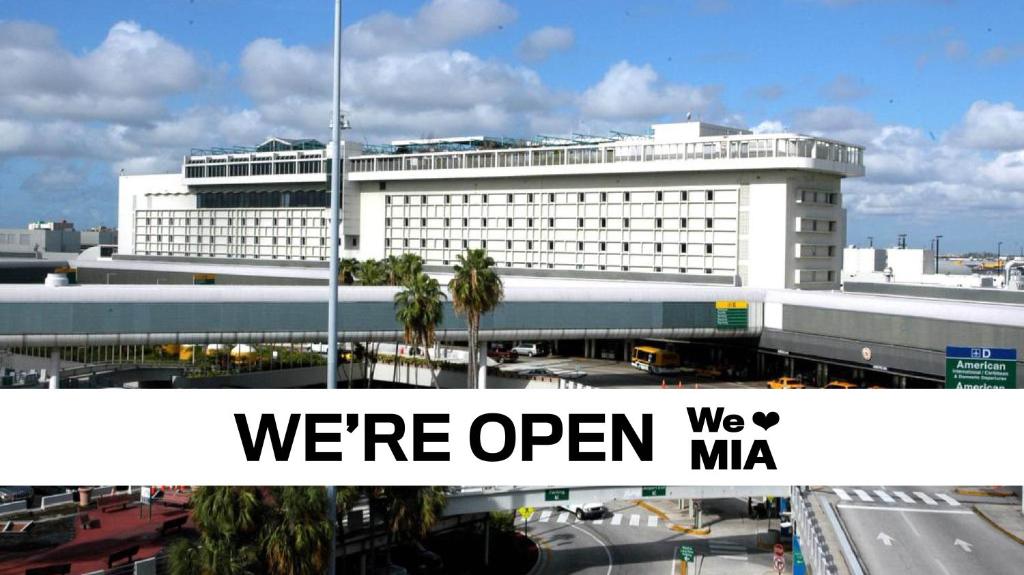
[41,492,74,509]
[0,500,27,515]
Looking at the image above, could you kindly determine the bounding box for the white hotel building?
[119,122,864,289]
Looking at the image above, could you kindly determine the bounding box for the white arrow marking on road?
[877,532,895,546]
[954,539,973,553]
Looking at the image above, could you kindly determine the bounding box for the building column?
[478,343,488,390]
[483,517,491,567]
[49,347,60,389]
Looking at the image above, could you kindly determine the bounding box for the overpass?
[0,282,1021,386]
[443,485,789,515]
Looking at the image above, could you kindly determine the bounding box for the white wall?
[118,173,188,255]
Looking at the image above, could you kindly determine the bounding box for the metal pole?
[327,1,343,574]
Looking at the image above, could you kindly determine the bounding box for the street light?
[997,241,1003,263]
[934,235,942,274]
[326,1,347,574]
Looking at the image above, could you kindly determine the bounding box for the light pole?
[326,1,346,574]
[934,235,942,274]
[997,241,1003,263]
[867,236,874,248]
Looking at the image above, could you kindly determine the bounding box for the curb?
[634,499,712,535]
[523,530,549,575]
[972,505,1024,546]
[957,487,1015,498]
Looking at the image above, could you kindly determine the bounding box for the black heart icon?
[752,411,780,431]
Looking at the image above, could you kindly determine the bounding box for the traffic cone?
[661,379,667,389]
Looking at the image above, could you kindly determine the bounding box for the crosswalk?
[832,488,961,507]
[708,540,749,562]
[516,509,663,530]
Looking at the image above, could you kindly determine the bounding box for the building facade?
[118,123,863,289]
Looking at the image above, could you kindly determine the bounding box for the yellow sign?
[715,300,748,309]
[518,506,535,520]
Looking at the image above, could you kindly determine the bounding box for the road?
[521,499,783,575]
[817,486,1024,575]
[498,355,765,389]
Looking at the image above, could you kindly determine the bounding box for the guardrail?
[792,486,840,575]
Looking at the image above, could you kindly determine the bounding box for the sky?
[1,0,1023,253]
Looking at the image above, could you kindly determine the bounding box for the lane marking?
[610,514,623,526]
[874,490,895,503]
[934,558,952,575]
[539,510,552,523]
[900,511,922,538]
[893,491,915,504]
[568,523,614,575]
[935,493,961,507]
[647,516,659,528]
[838,504,972,515]
[833,488,852,501]
[853,489,873,502]
[629,514,641,527]
[914,492,938,506]
[556,512,569,524]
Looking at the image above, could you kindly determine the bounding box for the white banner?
[0,389,1020,485]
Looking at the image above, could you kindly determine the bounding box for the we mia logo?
[687,407,778,470]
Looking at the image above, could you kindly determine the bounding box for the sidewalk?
[974,503,1024,545]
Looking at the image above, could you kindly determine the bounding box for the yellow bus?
[630,346,681,374]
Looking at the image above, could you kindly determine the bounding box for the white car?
[513,342,549,357]
[567,502,608,520]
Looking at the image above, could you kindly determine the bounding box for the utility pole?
[934,235,942,274]
[327,1,345,574]
[997,241,1003,263]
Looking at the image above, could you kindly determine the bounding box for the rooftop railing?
[349,135,863,174]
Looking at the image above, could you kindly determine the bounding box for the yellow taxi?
[824,379,859,389]
[768,377,806,389]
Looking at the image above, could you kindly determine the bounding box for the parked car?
[513,342,549,357]
[768,377,806,389]
[0,486,33,503]
[568,502,608,520]
[487,343,519,364]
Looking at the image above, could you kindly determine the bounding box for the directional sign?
[774,556,785,573]
[877,532,894,546]
[715,300,749,329]
[642,486,667,497]
[544,488,569,502]
[954,538,973,553]
[518,506,535,520]
[679,545,695,562]
[945,346,1017,389]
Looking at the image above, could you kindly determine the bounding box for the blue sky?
[1,0,1023,252]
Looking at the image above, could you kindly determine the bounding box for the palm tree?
[395,253,423,284]
[339,258,360,286]
[170,486,264,575]
[357,259,386,287]
[448,249,504,388]
[261,487,332,575]
[367,487,447,569]
[357,259,388,385]
[394,272,446,388]
[383,255,401,286]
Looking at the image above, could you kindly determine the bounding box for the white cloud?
[345,0,516,56]
[954,100,1024,151]
[751,120,785,133]
[518,26,574,62]
[579,61,720,122]
[0,20,202,123]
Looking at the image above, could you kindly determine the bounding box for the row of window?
[143,216,326,227]
[380,251,722,275]
[384,238,717,254]
[141,235,346,247]
[185,160,326,179]
[385,216,718,229]
[798,190,839,205]
[385,190,720,205]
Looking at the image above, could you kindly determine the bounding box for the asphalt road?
[818,486,1024,575]
[523,499,782,575]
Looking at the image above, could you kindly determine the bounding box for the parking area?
[497,354,766,389]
